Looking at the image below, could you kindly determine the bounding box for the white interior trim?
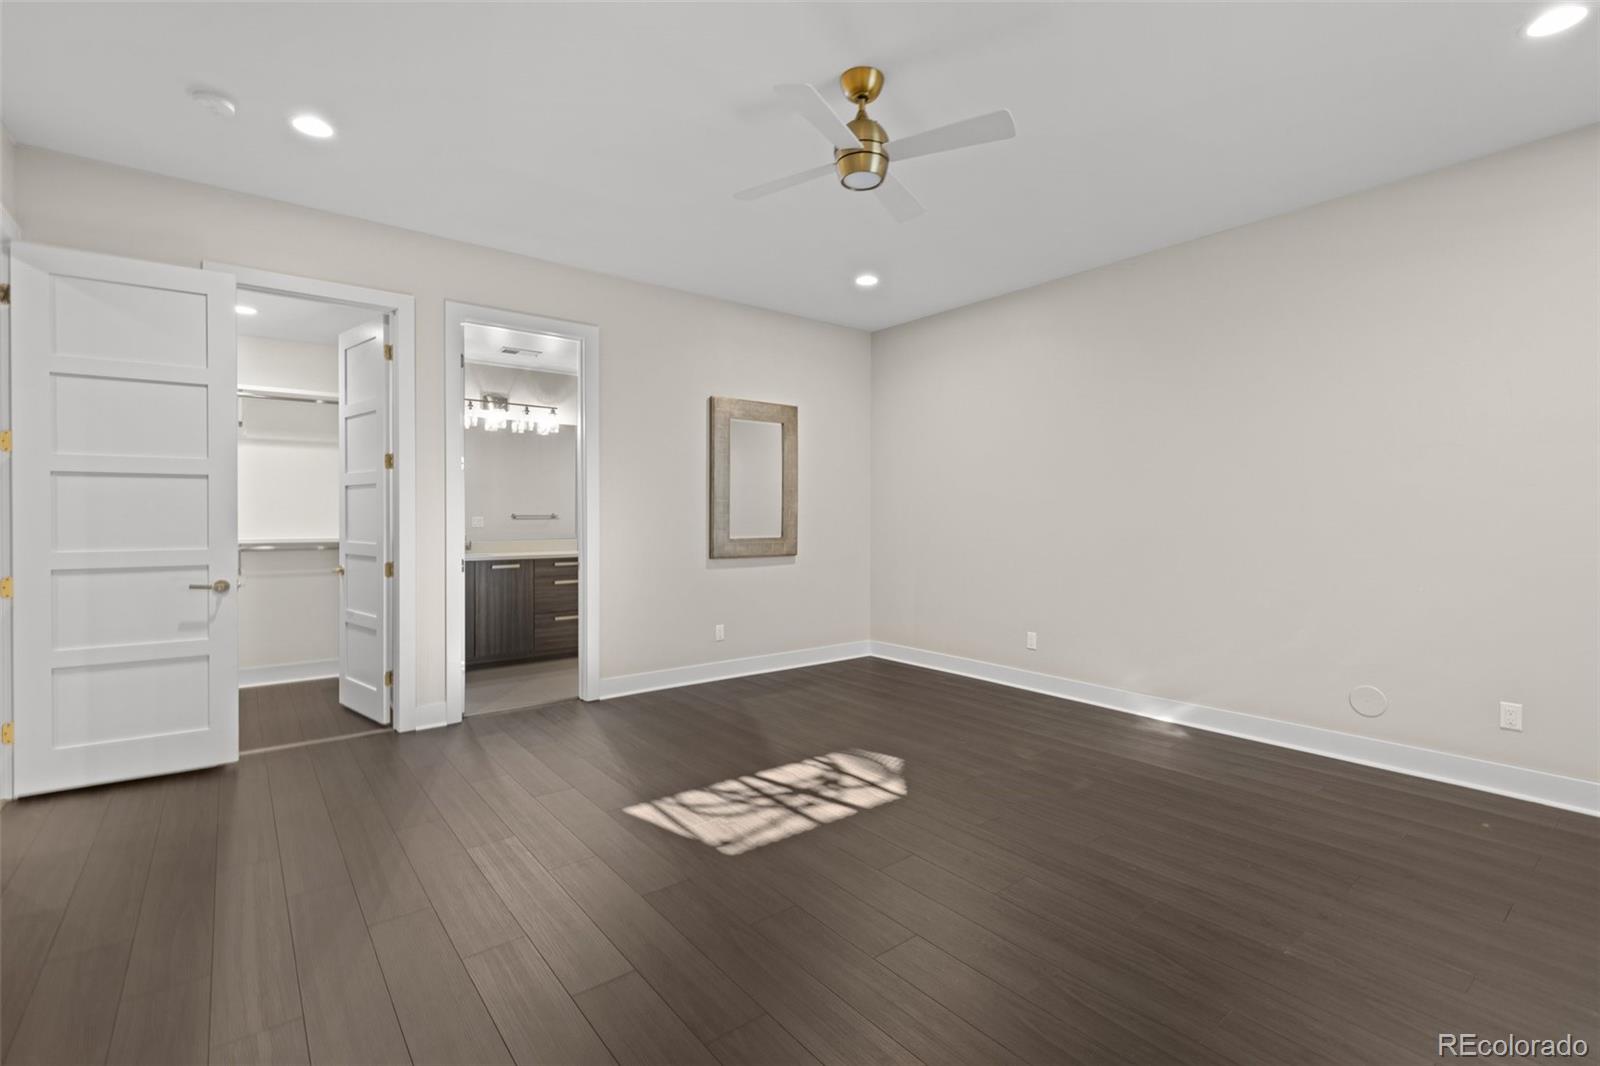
[596,641,873,700]
[0,210,18,801]
[204,262,420,731]
[239,660,340,688]
[593,637,1597,814]
[869,642,1600,817]
[444,301,600,724]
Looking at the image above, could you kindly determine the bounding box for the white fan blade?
[889,110,1015,163]
[875,174,925,223]
[733,162,836,201]
[774,83,861,151]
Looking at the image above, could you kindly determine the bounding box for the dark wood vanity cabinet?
[531,557,580,657]
[465,555,578,667]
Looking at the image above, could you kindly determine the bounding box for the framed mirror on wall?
[709,396,797,558]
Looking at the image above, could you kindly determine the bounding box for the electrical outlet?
[1499,701,1523,732]
[714,624,725,642]
[1026,631,1038,651]
[470,515,485,528]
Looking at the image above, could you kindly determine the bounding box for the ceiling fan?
[735,65,1016,222]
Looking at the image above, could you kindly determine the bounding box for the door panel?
[53,375,210,457]
[337,322,390,723]
[53,471,209,550]
[53,276,208,365]
[11,242,238,795]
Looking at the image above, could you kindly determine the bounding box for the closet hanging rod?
[239,540,339,552]
[511,513,559,521]
[238,388,338,405]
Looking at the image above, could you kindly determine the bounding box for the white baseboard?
[597,641,874,700]
[239,659,338,688]
[869,642,1600,817]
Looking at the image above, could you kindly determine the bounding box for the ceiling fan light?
[836,138,889,192]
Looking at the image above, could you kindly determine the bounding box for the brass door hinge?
[384,343,393,361]
[384,561,394,578]
[0,577,11,599]
[1,723,12,745]
[0,429,10,453]
[384,670,393,687]
[0,282,10,305]
[384,452,395,470]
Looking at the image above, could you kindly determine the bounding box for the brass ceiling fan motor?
[835,66,889,191]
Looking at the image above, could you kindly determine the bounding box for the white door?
[337,321,390,723]
[11,243,238,795]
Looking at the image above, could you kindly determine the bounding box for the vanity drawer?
[533,611,579,656]
[533,557,579,612]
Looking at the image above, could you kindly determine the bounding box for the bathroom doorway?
[444,303,599,722]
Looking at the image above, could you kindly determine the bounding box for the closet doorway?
[445,303,599,722]
[223,267,417,751]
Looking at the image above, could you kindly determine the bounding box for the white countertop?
[464,548,579,562]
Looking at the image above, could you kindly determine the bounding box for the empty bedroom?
[0,3,1595,1065]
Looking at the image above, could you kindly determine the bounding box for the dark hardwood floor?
[2,657,1595,1065]
[239,678,385,753]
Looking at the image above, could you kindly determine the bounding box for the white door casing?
[11,242,238,795]
[337,321,390,723]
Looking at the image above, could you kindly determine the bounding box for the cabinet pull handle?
[553,560,578,567]
[552,578,578,586]
[491,563,522,570]
[552,614,579,622]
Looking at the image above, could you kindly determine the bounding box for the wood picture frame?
[709,396,798,558]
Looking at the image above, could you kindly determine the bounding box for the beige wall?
[0,126,14,216]
[872,126,1599,781]
[13,147,872,704]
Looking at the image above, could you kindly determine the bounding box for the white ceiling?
[463,324,580,376]
[4,3,1595,330]
[236,290,381,344]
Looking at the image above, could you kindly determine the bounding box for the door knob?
[189,579,232,593]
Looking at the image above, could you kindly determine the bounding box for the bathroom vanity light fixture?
[465,394,559,435]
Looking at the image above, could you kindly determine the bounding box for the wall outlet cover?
[714,624,725,642]
[1349,684,1388,718]
[1499,701,1523,732]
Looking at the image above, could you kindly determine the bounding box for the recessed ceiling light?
[189,89,237,118]
[854,273,880,288]
[1525,4,1589,36]
[290,113,335,139]
[235,304,258,316]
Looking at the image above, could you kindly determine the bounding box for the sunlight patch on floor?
[623,749,906,855]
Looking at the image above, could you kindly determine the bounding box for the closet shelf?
[240,539,339,552]
[238,386,338,405]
